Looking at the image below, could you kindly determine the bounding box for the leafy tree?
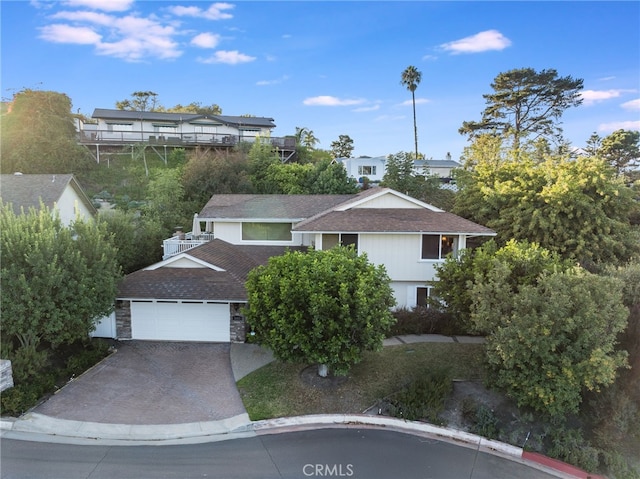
[401,65,422,159]
[257,160,358,195]
[585,129,640,175]
[98,210,165,274]
[262,162,315,194]
[115,91,161,111]
[459,68,583,149]
[472,267,629,417]
[330,134,355,159]
[245,247,396,376]
[161,102,222,115]
[182,148,253,206]
[0,89,91,174]
[143,168,190,234]
[432,239,573,331]
[454,141,639,265]
[248,141,282,193]
[309,159,359,194]
[294,126,320,149]
[0,203,120,381]
[381,151,441,202]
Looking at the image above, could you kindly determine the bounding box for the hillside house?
[101,188,494,343]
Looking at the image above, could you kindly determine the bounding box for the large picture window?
[358,165,376,176]
[242,222,292,241]
[421,234,455,260]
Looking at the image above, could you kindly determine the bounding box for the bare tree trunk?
[318,364,328,378]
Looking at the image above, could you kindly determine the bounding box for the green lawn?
[236,342,485,421]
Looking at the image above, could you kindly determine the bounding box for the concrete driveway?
[34,341,246,425]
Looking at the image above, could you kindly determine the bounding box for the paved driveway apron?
[34,341,246,425]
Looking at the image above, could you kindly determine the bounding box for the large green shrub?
[245,246,396,376]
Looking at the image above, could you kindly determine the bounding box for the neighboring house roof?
[0,173,97,217]
[91,109,276,129]
[199,194,356,220]
[293,208,495,235]
[117,239,305,301]
[415,159,461,169]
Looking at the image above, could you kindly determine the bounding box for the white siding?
[91,312,116,338]
[56,186,94,225]
[360,234,440,281]
[163,257,206,268]
[214,222,242,243]
[389,282,433,309]
[353,194,422,209]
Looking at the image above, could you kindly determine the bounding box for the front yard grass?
[236,342,484,421]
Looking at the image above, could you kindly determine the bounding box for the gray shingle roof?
[199,194,356,219]
[293,208,495,235]
[117,239,305,301]
[91,109,276,128]
[0,173,96,216]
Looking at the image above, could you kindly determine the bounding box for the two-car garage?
[130,301,231,342]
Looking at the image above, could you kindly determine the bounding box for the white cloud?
[256,75,289,86]
[198,50,256,64]
[42,9,183,61]
[352,104,380,112]
[168,3,234,20]
[39,24,101,44]
[191,32,220,49]
[52,10,115,26]
[581,89,635,105]
[303,96,366,106]
[441,29,511,54]
[399,98,430,107]
[375,114,405,122]
[621,98,640,111]
[599,120,640,132]
[63,0,133,12]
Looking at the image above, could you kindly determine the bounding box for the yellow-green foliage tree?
[0,89,91,174]
[455,138,639,265]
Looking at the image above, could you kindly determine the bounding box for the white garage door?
[131,301,230,342]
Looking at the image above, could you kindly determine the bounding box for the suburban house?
[0,173,96,225]
[100,188,494,343]
[75,109,297,163]
[338,156,461,186]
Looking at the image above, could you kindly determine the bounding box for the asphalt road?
[1,428,559,479]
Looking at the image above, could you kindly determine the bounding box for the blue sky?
[1,1,639,160]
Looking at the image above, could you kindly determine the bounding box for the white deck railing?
[162,233,215,259]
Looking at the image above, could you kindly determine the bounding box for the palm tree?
[401,65,422,159]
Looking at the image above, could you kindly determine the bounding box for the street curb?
[7,412,251,441]
[2,412,600,478]
[247,414,523,458]
[247,415,601,479]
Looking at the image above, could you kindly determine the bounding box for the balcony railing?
[78,130,297,149]
[162,232,215,260]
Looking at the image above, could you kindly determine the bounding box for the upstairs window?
[321,233,358,251]
[242,222,292,241]
[421,235,455,260]
[358,165,376,176]
[107,123,133,132]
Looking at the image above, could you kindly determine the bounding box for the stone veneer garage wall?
[115,300,246,343]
